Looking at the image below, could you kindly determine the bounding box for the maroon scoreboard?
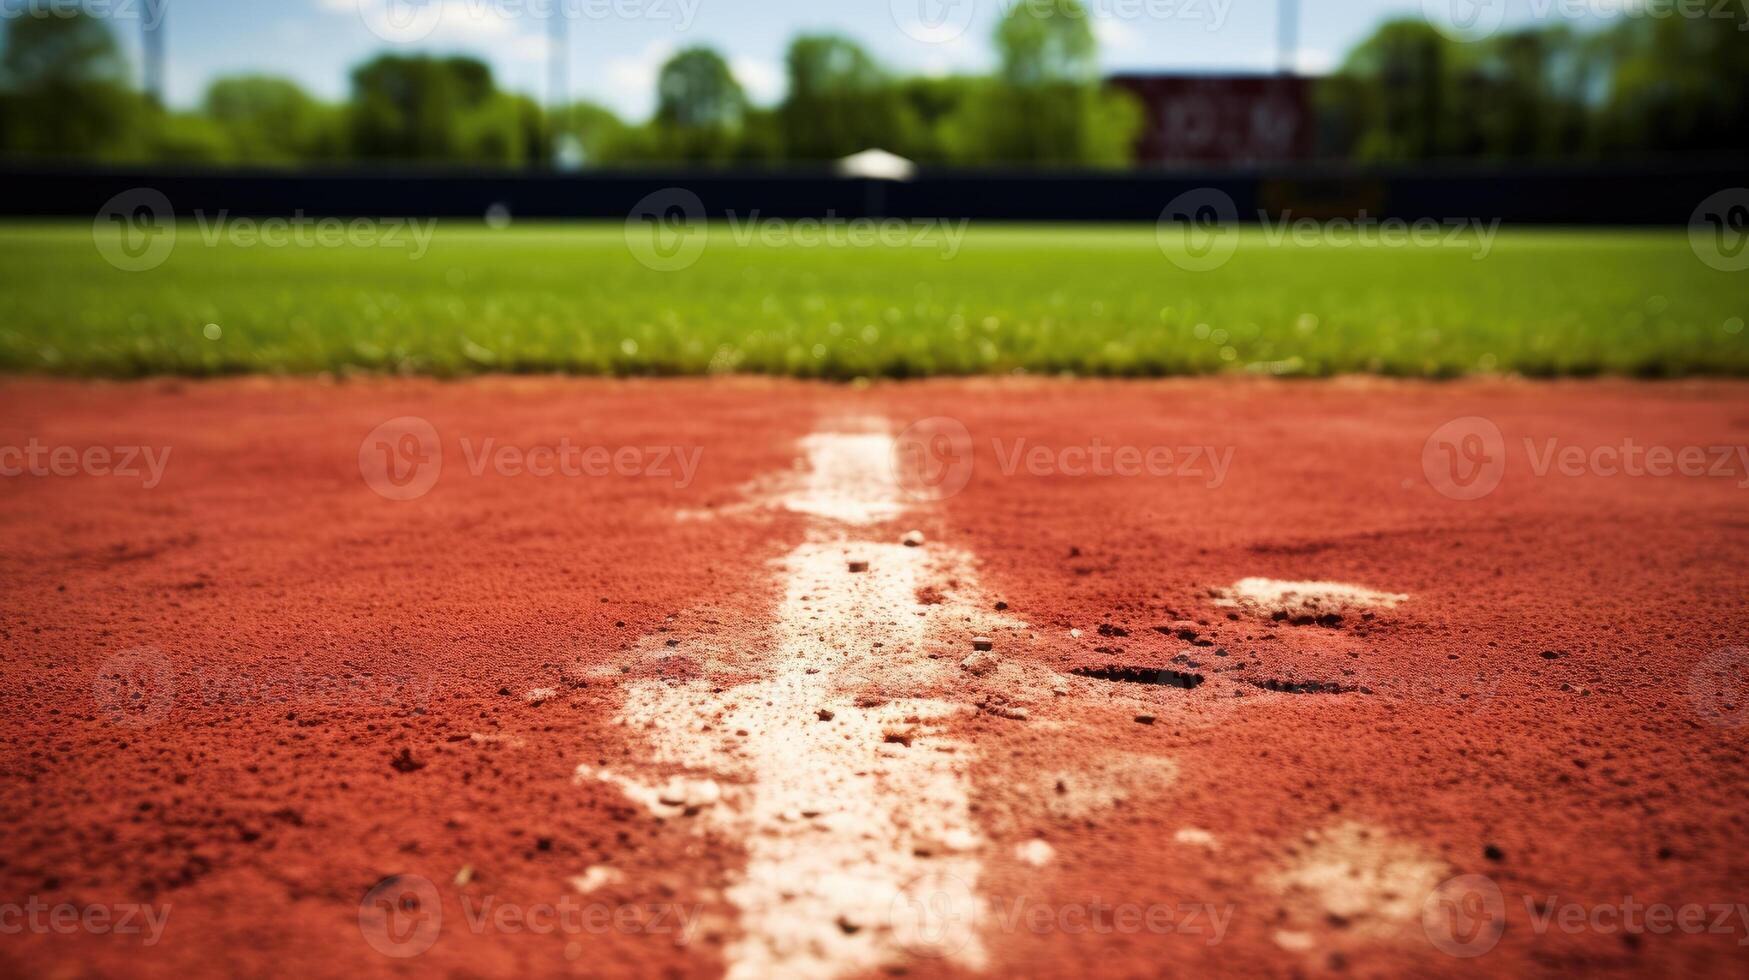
[1106,73,1315,167]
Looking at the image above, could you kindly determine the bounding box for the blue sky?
[67,0,1612,119]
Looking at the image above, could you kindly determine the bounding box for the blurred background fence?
[3,160,1736,223]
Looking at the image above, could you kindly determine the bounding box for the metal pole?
[549,6,569,166]
[1278,0,1300,74]
[143,0,166,105]
[549,10,568,112]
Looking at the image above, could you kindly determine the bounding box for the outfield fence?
[2,160,1741,225]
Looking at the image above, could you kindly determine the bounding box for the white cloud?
[606,38,675,96]
[601,38,676,119]
[1093,15,1142,53]
[1296,47,1336,75]
[731,55,783,106]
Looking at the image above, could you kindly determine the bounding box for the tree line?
[0,0,1743,168]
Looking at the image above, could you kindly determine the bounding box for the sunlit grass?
[1,221,1741,378]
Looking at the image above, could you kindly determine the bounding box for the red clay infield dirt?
[3,376,1748,978]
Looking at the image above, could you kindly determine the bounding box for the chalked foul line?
[580,420,1016,979]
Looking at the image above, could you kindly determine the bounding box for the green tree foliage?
[3,7,1743,169]
[1596,10,1749,157]
[551,99,647,166]
[1321,11,1749,162]
[653,47,746,163]
[778,35,909,161]
[146,111,234,162]
[996,0,1099,87]
[348,54,545,165]
[204,75,343,163]
[973,0,1140,166]
[0,10,140,159]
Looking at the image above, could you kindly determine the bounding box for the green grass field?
[2,222,1742,378]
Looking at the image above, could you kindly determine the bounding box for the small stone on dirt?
[901,530,926,547]
[816,708,834,721]
[1134,713,1157,725]
[848,560,869,573]
[961,652,1000,677]
[1015,839,1055,867]
[972,636,995,652]
[657,777,720,810]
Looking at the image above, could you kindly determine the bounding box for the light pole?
[142,0,166,106]
[549,6,569,166]
[1277,0,1300,74]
